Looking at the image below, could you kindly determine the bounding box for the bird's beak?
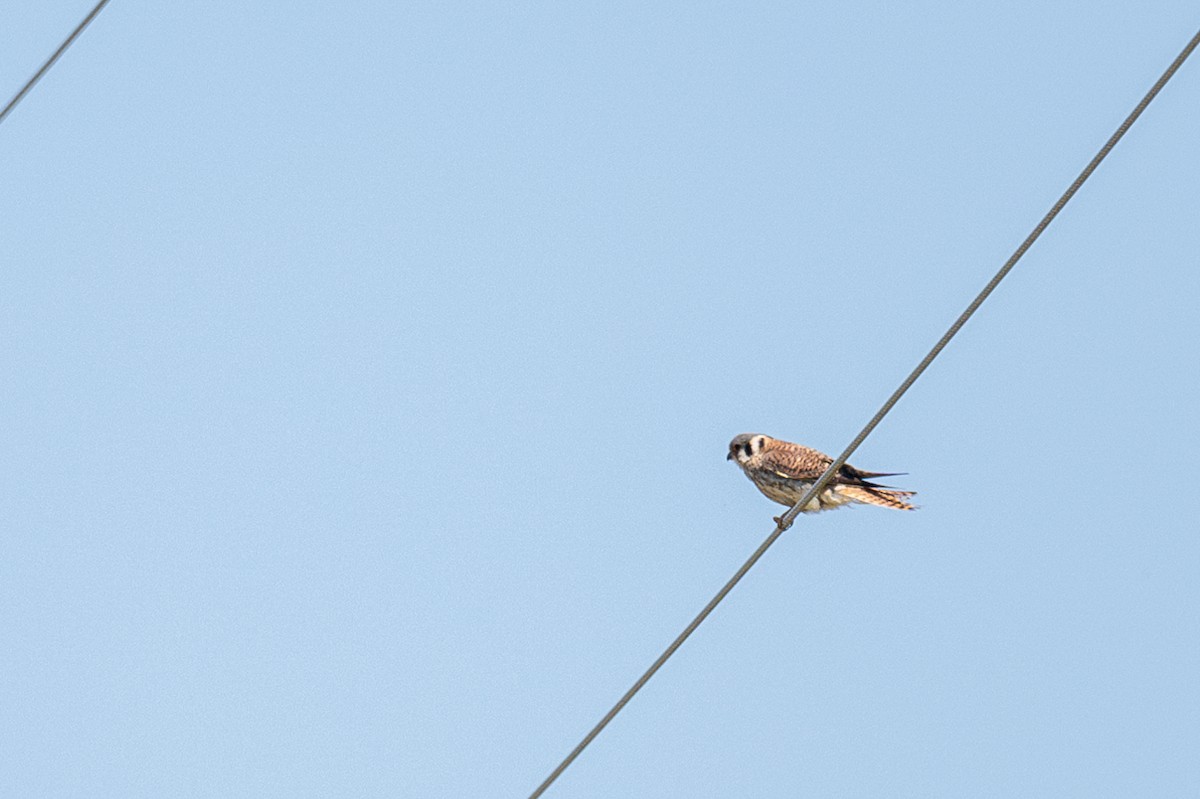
[726,452,733,461]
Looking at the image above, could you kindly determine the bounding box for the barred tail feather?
[837,485,918,511]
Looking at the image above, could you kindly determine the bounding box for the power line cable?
[0,0,112,128]
[528,26,1200,799]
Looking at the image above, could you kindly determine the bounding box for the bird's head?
[727,433,768,464]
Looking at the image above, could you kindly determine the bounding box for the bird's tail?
[836,485,918,511]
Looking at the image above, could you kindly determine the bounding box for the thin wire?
[0,0,112,128]
[529,27,1200,799]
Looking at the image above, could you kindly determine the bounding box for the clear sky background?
[3,3,1198,797]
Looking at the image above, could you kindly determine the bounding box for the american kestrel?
[728,433,916,518]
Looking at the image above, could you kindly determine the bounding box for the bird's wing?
[843,465,905,480]
[839,463,906,486]
[761,444,833,481]
[765,447,908,487]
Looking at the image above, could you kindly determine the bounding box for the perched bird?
[727,433,916,518]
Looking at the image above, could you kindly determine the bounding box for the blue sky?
[3,3,1198,797]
